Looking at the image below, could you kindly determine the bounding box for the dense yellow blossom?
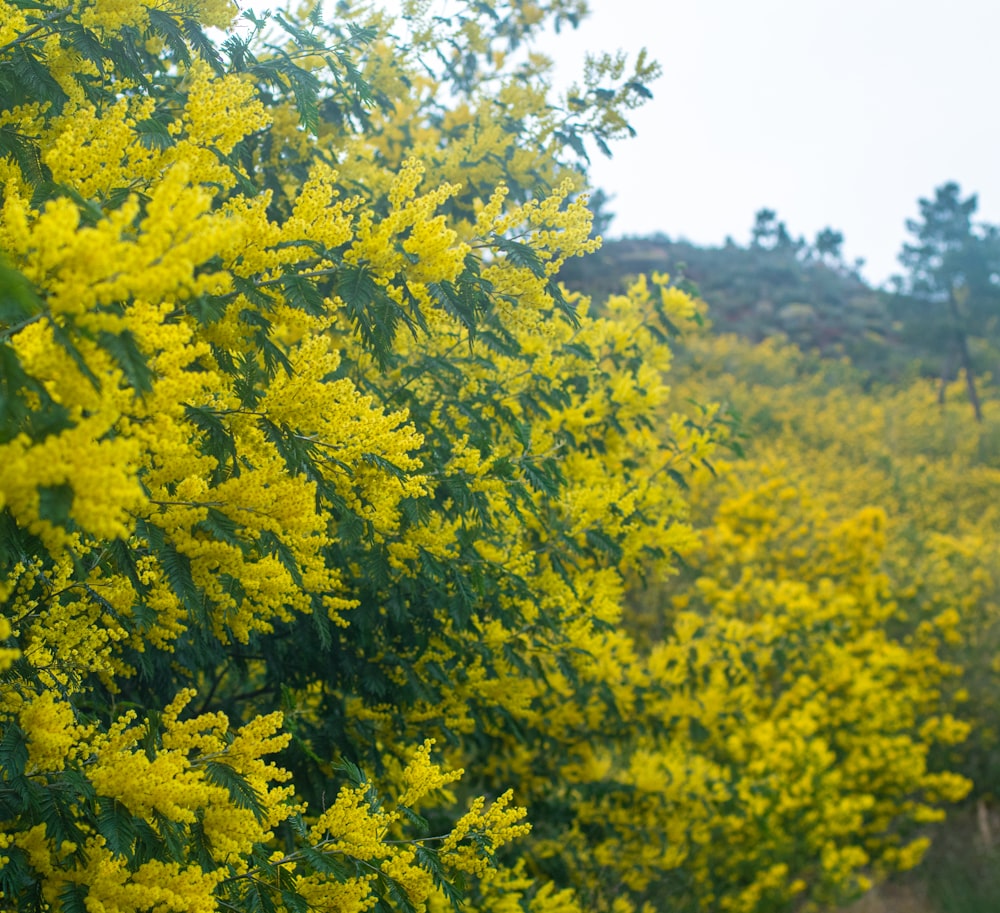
[0,1,977,912]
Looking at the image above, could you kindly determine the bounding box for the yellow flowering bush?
[0,1,974,912]
[658,332,1000,904]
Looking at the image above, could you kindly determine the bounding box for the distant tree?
[751,208,779,247]
[814,227,845,264]
[898,182,1000,421]
[775,221,797,251]
[751,208,797,251]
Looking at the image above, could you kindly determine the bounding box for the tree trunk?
[939,346,956,406]
[949,292,983,422]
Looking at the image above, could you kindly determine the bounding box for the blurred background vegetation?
[566,182,1000,913]
[564,182,1000,406]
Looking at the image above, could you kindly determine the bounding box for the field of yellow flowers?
[662,327,1000,910]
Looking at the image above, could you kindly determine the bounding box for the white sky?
[534,0,1000,287]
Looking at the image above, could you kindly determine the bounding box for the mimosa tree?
[0,2,972,912]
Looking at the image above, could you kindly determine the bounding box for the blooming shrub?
[0,2,975,912]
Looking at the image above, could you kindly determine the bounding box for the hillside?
[561,236,999,390]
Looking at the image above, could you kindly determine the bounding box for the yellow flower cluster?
[440,791,533,877]
[344,157,468,287]
[5,692,295,911]
[79,0,153,35]
[0,0,28,46]
[289,742,530,912]
[338,301,983,911]
[78,0,235,36]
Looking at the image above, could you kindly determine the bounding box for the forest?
[0,1,998,913]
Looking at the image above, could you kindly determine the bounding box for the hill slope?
[561,236,998,389]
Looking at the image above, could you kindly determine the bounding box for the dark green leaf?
[0,722,29,778]
[195,507,246,552]
[361,452,408,481]
[160,541,200,610]
[625,80,654,99]
[257,530,304,587]
[281,272,327,316]
[181,15,225,74]
[204,760,266,821]
[553,129,588,163]
[333,757,367,788]
[9,46,69,112]
[49,320,100,389]
[493,235,546,278]
[37,482,74,526]
[0,259,45,332]
[334,263,411,365]
[0,126,50,186]
[135,117,174,151]
[185,405,240,483]
[97,798,138,859]
[99,329,155,395]
[584,527,623,562]
[0,346,34,440]
[59,883,89,913]
[665,468,689,491]
[246,876,278,913]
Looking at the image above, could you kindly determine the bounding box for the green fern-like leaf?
[180,15,225,74]
[204,760,266,821]
[98,329,155,395]
[59,883,89,913]
[159,541,200,610]
[0,126,49,186]
[97,797,139,860]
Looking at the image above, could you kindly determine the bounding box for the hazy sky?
[536,0,1000,286]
